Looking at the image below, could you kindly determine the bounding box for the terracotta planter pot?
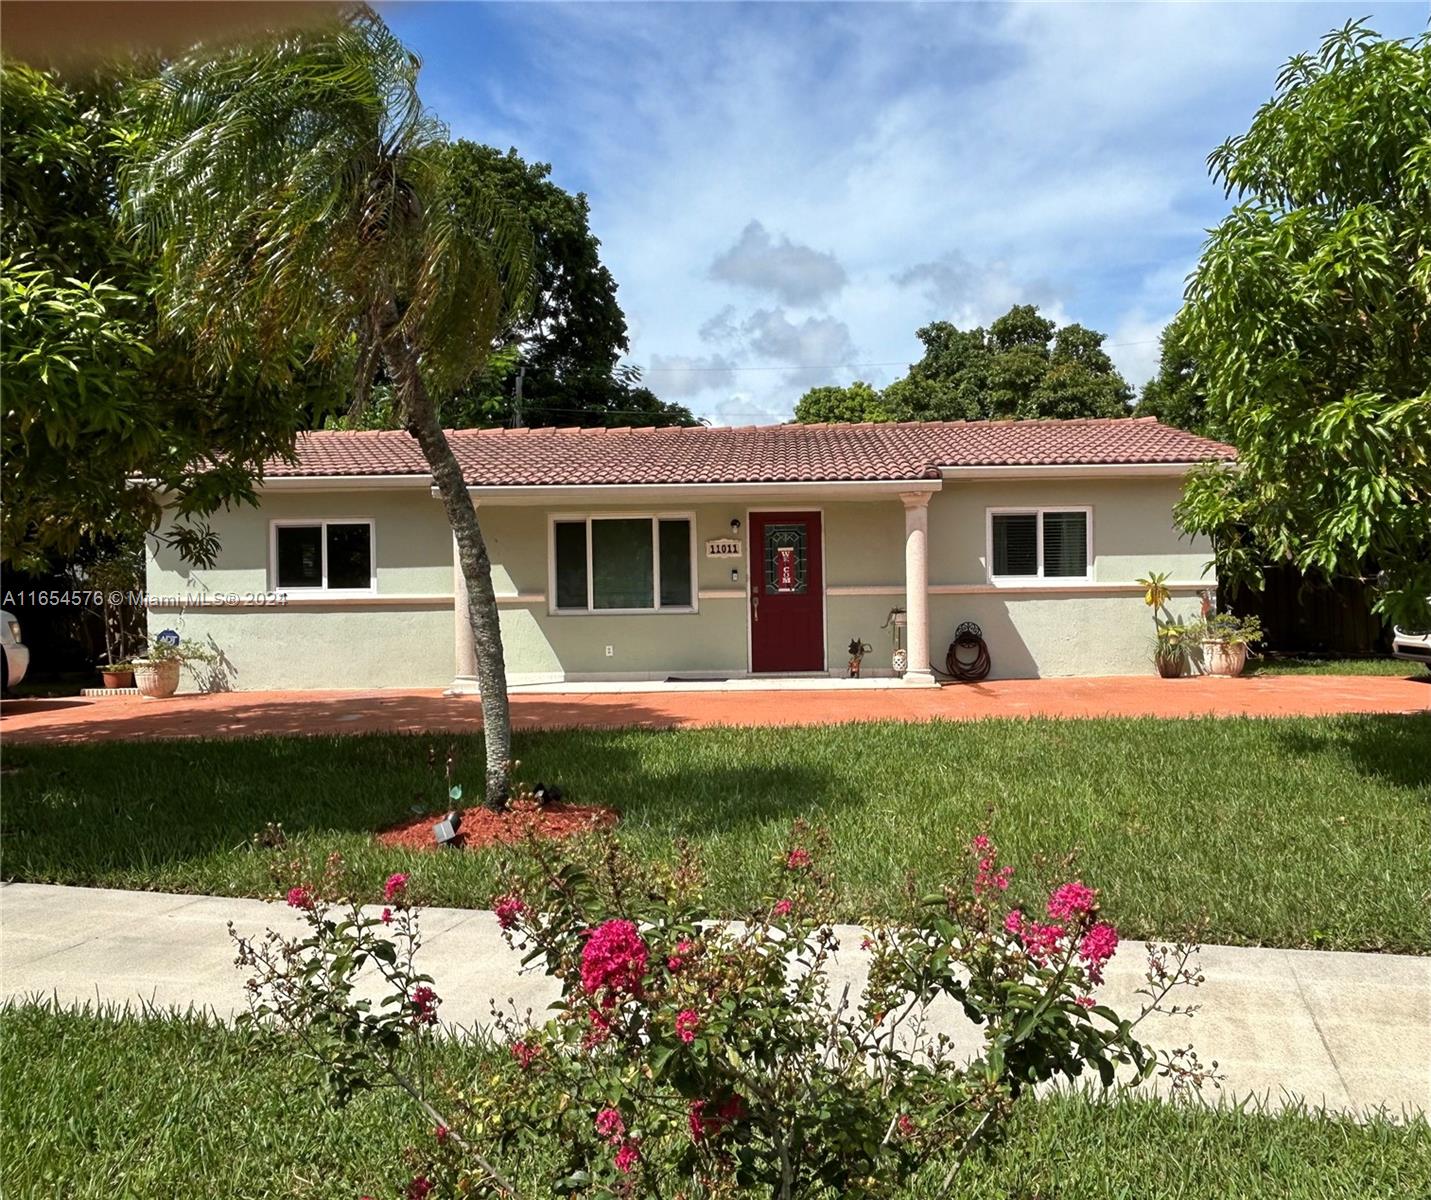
[132,659,181,699]
[101,669,135,689]
[1155,653,1186,679]
[1201,641,1248,678]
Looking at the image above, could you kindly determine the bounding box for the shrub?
[233,828,1215,1198]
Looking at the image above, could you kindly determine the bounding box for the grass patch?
[2,1002,1425,1200]
[1250,656,1427,676]
[4,715,1429,952]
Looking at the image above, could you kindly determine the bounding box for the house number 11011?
[705,538,742,558]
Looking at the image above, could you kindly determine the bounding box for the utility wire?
[632,339,1161,374]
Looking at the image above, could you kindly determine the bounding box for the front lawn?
[1251,656,1427,676]
[5,715,1428,952]
[2,1002,1425,1200]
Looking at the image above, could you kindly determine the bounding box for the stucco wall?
[145,476,1213,689]
[480,502,763,680]
[146,488,454,690]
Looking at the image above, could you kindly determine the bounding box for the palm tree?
[124,8,531,808]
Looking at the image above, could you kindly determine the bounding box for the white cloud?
[709,220,848,306]
[645,352,737,398]
[740,309,857,367]
[403,1,1428,425]
[1106,311,1172,393]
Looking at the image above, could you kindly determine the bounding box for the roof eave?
[937,460,1234,480]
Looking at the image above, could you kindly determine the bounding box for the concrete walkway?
[2,673,1427,745]
[2,882,1426,1119]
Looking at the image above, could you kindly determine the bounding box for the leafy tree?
[124,10,531,807]
[325,142,696,431]
[1175,21,1431,629]
[0,63,321,570]
[794,304,1132,424]
[1134,310,1218,438]
[791,380,892,423]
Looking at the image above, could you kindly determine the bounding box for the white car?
[1,609,29,690]
[1391,622,1431,668]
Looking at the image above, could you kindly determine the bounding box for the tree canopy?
[0,63,327,569]
[328,142,696,431]
[1174,21,1431,628]
[124,9,532,804]
[793,304,1133,425]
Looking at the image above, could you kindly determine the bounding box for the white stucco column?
[447,532,480,695]
[900,491,937,687]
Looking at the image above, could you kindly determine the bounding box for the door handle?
[752,593,759,623]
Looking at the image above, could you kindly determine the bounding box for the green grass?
[1250,655,1427,676]
[2,1002,1425,1200]
[5,715,1429,952]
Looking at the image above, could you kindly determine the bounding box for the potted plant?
[101,662,135,689]
[87,548,145,689]
[132,637,217,699]
[1137,570,1189,678]
[1154,625,1190,679]
[1194,612,1263,678]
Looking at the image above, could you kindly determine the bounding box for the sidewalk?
[2,673,1426,745]
[1,881,1426,1119]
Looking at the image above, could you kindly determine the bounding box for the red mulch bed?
[375,800,618,852]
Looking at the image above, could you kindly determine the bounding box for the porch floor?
[2,673,1426,745]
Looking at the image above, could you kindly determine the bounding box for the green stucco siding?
[144,475,1214,689]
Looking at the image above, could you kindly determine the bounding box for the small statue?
[847,637,872,678]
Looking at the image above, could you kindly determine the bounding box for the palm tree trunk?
[377,307,511,811]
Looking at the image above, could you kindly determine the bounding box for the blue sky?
[383,2,1427,426]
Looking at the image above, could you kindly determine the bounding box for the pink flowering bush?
[235,826,1215,1198]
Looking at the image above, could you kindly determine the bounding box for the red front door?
[749,511,824,672]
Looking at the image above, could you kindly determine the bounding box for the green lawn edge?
[2,1001,1426,1200]
[5,714,1429,954]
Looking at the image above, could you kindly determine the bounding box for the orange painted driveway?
[1,675,1426,746]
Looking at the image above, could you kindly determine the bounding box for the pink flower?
[786,847,811,870]
[896,1113,916,1138]
[675,1008,700,1044]
[1078,922,1119,983]
[285,885,313,911]
[1004,908,1024,935]
[970,835,1015,895]
[511,1040,541,1069]
[406,1178,433,1200]
[1022,920,1067,964]
[666,938,694,972]
[1048,881,1098,921]
[614,1139,640,1174]
[860,935,875,950]
[381,907,392,924]
[494,893,527,931]
[580,919,649,1004]
[1076,996,1096,1009]
[384,872,409,903]
[410,985,439,1026]
[433,1123,449,1143]
[689,1095,745,1142]
[594,1107,626,1143]
[773,899,793,917]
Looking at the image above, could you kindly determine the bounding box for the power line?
[633,339,1161,374]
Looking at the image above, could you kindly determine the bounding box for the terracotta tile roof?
[268,418,1235,486]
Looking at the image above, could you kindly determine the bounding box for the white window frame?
[985,505,1093,585]
[269,518,377,595]
[547,512,698,615]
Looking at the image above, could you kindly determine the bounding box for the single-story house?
[145,416,1235,691]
